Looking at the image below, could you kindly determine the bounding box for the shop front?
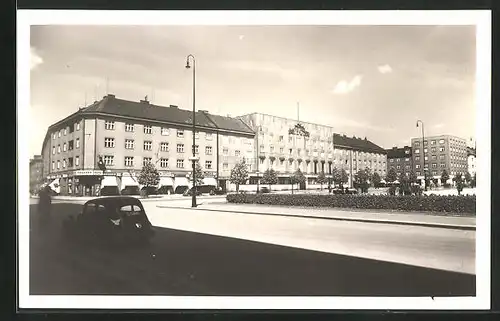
[158,172,175,195]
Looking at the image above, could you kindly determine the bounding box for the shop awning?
[158,177,174,188]
[121,176,139,190]
[174,177,189,189]
[202,177,217,186]
[48,178,60,194]
[101,176,118,187]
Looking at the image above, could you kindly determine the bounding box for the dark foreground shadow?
[28,203,475,296]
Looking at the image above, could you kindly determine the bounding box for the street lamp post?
[256,171,260,193]
[416,120,427,191]
[186,54,197,207]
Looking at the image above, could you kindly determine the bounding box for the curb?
[156,205,476,231]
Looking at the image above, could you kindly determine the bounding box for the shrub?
[226,193,476,215]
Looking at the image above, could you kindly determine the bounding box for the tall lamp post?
[416,120,427,191]
[186,54,198,207]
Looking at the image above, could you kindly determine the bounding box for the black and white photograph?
[18,10,491,310]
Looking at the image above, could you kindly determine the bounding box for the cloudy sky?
[29,25,476,157]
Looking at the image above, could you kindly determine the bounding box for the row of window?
[389,158,411,163]
[414,146,448,154]
[104,138,219,155]
[52,156,80,170]
[414,139,446,147]
[105,156,215,170]
[105,121,214,139]
[52,122,82,140]
[52,139,80,154]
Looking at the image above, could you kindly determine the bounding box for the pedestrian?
[38,185,52,228]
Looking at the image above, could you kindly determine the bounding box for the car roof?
[84,196,143,206]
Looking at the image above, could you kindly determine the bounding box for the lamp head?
[185,56,191,69]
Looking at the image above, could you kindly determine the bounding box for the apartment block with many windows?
[238,113,387,188]
[386,146,413,177]
[40,94,254,196]
[410,135,468,185]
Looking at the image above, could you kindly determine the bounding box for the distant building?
[410,135,468,185]
[467,146,476,176]
[386,146,413,177]
[238,113,387,189]
[40,94,255,196]
[29,155,44,192]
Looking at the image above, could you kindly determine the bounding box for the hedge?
[226,193,476,215]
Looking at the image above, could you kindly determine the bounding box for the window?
[143,157,152,166]
[52,133,56,140]
[432,171,438,176]
[177,130,184,138]
[76,122,81,131]
[194,145,199,154]
[160,158,169,168]
[63,143,67,151]
[223,163,228,170]
[205,160,212,169]
[416,171,421,176]
[260,145,264,152]
[57,145,61,153]
[424,156,428,161]
[143,141,152,151]
[289,148,293,155]
[396,158,400,162]
[57,160,60,169]
[424,148,428,153]
[234,150,240,157]
[405,150,410,154]
[279,135,284,142]
[160,142,169,152]
[205,146,213,155]
[120,139,133,150]
[104,155,114,166]
[161,127,169,136]
[439,147,445,152]
[414,142,420,147]
[206,133,213,140]
[279,147,284,154]
[64,128,67,136]
[104,121,115,130]
[104,138,115,148]
[52,161,55,170]
[125,123,134,132]
[431,155,437,160]
[177,144,184,153]
[195,132,199,139]
[144,125,152,134]
[439,139,445,144]
[260,159,264,164]
[389,159,394,163]
[76,138,80,149]
[124,156,134,167]
[223,148,228,155]
[431,140,436,145]
[176,159,184,168]
[68,140,74,150]
[415,149,420,154]
[52,146,55,155]
[405,158,410,162]
[68,157,73,167]
[58,131,62,138]
[75,156,80,166]
[405,165,410,169]
[440,155,445,160]
[431,147,436,152]
[396,165,401,169]
[270,146,275,153]
[288,136,293,143]
[423,141,428,146]
[432,163,437,168]
[416,164,421,169]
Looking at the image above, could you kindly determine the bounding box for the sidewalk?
[157,201,476,230]
[30,195,226,202]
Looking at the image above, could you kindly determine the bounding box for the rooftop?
[333,134,386,154]
[386,146,412,158]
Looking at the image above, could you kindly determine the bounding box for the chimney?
[140,99,150,104]
[169,105,178,109]
[107,94,115,98]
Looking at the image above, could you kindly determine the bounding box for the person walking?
[37,185,52,228]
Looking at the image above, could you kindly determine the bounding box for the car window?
[119,204,142,215]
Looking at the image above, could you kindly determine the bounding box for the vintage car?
[62,196,155,246]
[183,187,203,196]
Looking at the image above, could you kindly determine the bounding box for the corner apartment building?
[29,155,44,192]
[40,94,255,196]
[467,146,476,176]
[386,146,413,177]
[410,135,468,184]
[238,113,387,188]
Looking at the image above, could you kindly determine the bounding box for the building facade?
[29,155,44,193]
[386,146,413,177]
[238,113,387,188]
[410,135,468,184]
[467,147,476,176]
[40,94,255,196]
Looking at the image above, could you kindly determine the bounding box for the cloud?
[433,123,445,129]
[30,47,43,70]
[378,64,393,74]
[332,75,363,95]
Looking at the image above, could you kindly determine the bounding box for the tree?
[261,168,278,192]
[290,168,306,194]
[453,172,465,195]
[372,171,381,188]
[464,172,472,186]
[188,162,205,189]
[354,169,370,193]
[138,162,160,197]
[441,169,450,187]
[471,173,477,188]
[229,160,249,193]
[386,167,398,183]
[399,172,411,195]
[316,171,327,191]
[409,170,418,184]
[340,169,349,188]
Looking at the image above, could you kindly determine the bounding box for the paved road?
[28,201,475,296]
